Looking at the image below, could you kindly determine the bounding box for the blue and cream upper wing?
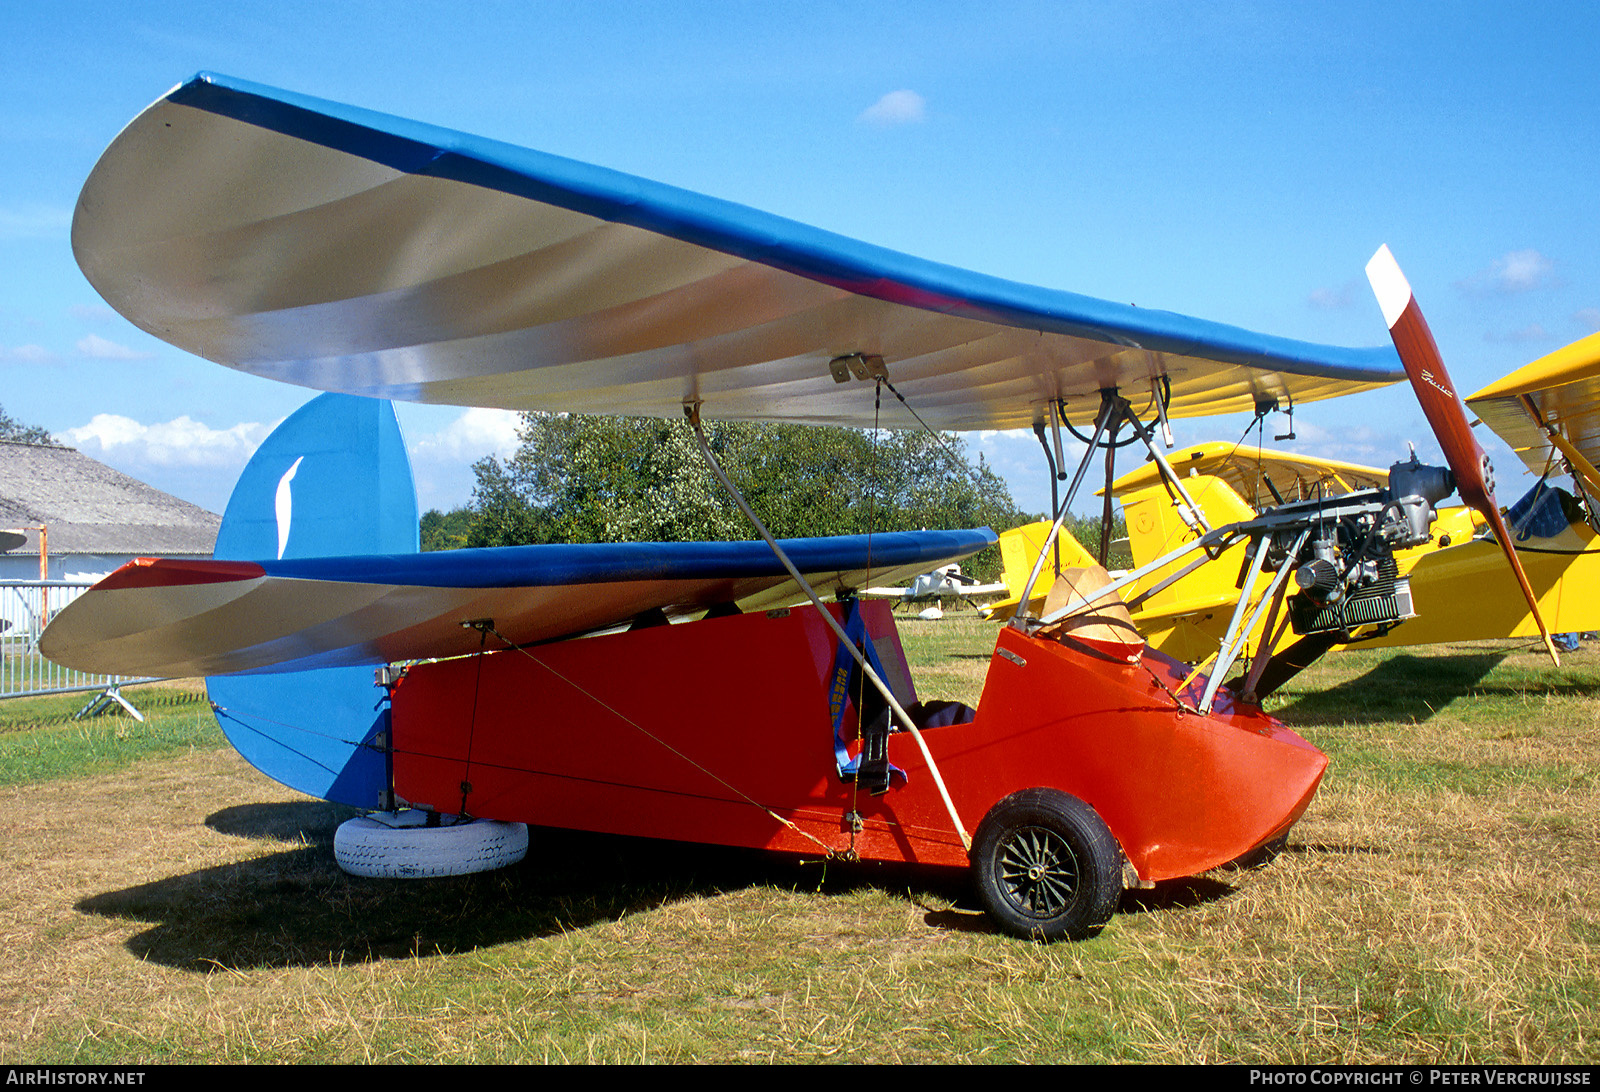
[75,73,1404,431]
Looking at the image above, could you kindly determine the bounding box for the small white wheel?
[334,810,528,878]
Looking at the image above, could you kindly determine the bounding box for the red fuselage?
[391,602,1325,882]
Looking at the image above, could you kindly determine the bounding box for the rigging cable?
[685,402,972,851]
[480,621,840,857]
[456,621,491,816]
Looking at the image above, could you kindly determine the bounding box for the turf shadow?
[75,805,971,971]
[1271,652,1510,725]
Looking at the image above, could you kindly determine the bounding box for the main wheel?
[971,789,1123,941]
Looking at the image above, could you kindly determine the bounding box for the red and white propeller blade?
[1365,245,1560,665]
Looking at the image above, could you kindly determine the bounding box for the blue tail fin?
[207,394,418,808]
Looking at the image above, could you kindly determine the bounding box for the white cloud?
[56,408,526,516]
[1574,307,1600,333]
[970,427,1077,520]
[405,408,525,512]
[76,333,153,360]
[61,414,272,469]
[68,304,117,324]
[1495,249,1556,292]
[976,427,1037,443]
[1273,419,1410,467]
[1456,249,1557,296]
[858,90,926,127]
[409,407,523,463]
[1,344,56,363]
[1308,280,1359,310]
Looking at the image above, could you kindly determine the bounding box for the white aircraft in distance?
[863,563,1009,617]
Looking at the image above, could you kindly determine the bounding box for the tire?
[971,789,1123,941]
[334,810,529,879]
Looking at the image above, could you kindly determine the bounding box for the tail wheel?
[972,789,1123,941]
[334,811,529,878]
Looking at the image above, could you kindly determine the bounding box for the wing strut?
[1013,395,1117,613]
[1196,527,1311,714]
[1012,389,1212,627]
[1031,408,1064,578]
[683,404,972,853]
[1515,393,1600,500]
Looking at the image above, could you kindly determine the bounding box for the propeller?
[1365,245,1561,666]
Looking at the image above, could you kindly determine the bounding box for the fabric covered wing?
[1468,332,1600,484]
[1107,440,1391,507]
[73,73,1404,431]
[39,529,995,677]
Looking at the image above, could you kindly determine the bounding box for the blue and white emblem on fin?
[208,393,417,808]
[274,456,303,560]
[214,394,417,561]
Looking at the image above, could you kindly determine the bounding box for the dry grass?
[1,622,1597,1062]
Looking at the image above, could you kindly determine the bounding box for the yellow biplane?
[989,331,1600,669]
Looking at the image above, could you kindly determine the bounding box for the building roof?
[0,441,218,556]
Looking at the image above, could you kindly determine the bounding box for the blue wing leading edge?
[39,395,996,681]
[72,73,1404,431]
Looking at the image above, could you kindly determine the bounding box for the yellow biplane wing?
[1002,335,1600,660]
[985,421,1600,661]
[1109,441,1391,510]
[1467,331,1600,497]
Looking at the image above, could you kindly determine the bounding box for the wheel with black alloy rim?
[971,789,1122,941]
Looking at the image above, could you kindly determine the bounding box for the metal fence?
[0,580,158,719]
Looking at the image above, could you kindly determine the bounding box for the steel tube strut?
[1012,396,1115,621]
[1015,389,1217,630]
[1519,393,1600,500]
[684,405,971,851]
[1198,535,1273,712]
[1117,408,1211,536]
[1035,523,1244,628]
[1197,528,1309,714]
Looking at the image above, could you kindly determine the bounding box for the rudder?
[206,394,418,807]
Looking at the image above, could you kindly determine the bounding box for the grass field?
[1,615,1597,1063]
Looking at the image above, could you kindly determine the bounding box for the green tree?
[466,413,1033,580]
[420,506,478,551]
[0,404,56,445]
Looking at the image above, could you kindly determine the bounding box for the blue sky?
[3,1,1597,519]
